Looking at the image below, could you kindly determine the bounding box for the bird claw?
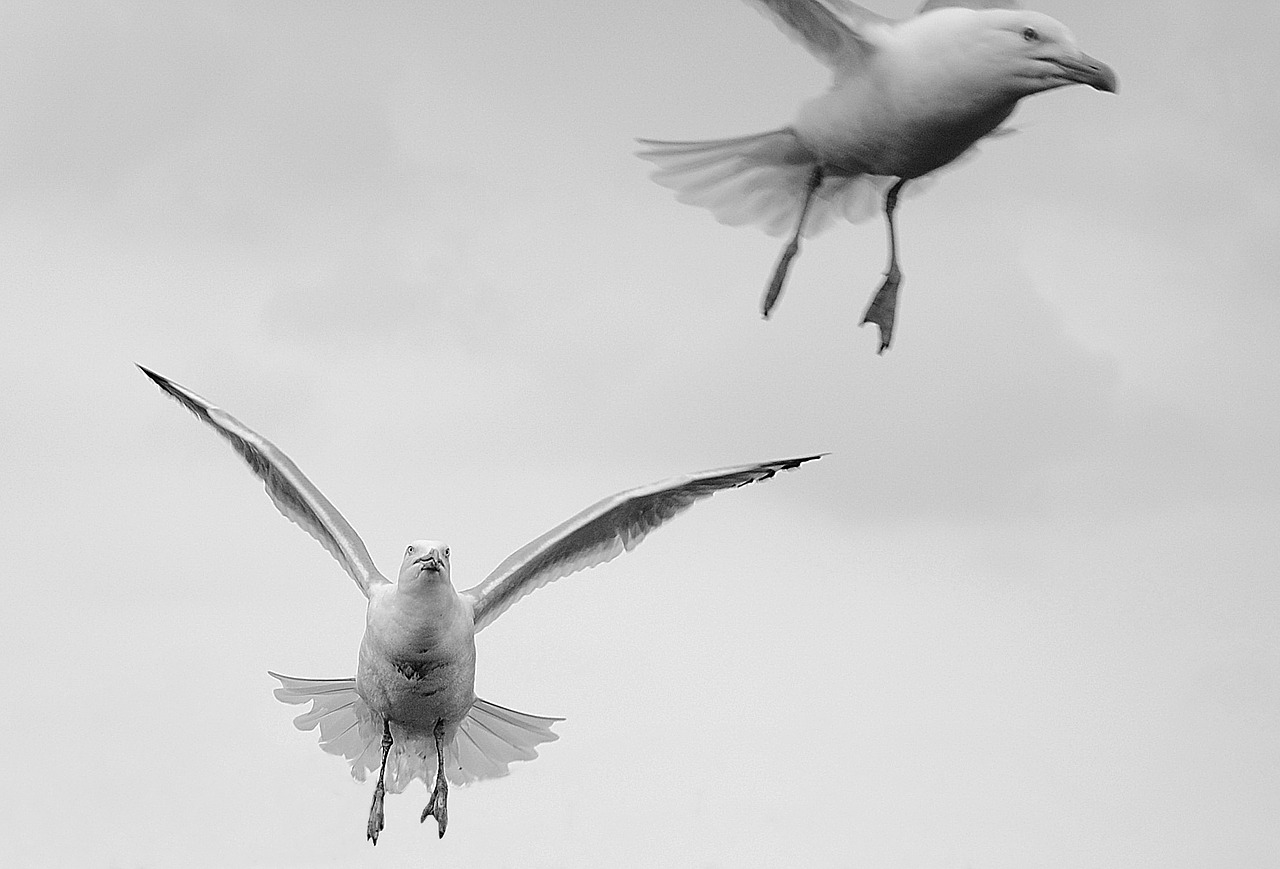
[421,779,448,838]
[367,785,386,845]
[860,264,901,354]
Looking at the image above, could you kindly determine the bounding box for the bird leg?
[860,178,909,354]
[762,165,824,318]
[367,718,394,845]
[420,718,449,838]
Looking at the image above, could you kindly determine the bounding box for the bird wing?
[916,0,1021,12]
[463,455,823,633]
[140,366,389,597]
[742,0,891,70]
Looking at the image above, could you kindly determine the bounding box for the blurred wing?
[917,0,1020,12]
[464,455,823,632]
[140,366,388,597]
[743,0,890,70]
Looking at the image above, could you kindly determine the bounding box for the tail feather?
[271,673,376,768]
[637,128,890,238]
[443,698,563,785]
[268,672,562,793]
[466,698,561,761]
[447,727,507,783]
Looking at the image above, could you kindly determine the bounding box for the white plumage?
[639,0,1116,352]
[141,365,820,843]
[271,674,561,792]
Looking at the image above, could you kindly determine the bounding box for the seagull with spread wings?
[140,366,820,843]
[638,0,1116,352]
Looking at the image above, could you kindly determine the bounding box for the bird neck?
[364,578,471,655]
[394,575,460,612]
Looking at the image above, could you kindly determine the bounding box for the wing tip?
[718,453,825,488]
[763,452,827,476]
[137,363,166,387]
[139,364,216,420]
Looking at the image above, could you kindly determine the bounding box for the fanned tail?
[444,698,563,785]
[637,128,890,237]
[270,672,378,773]
[269,672,561,793]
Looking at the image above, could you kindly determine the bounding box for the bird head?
[398,539,452,586]
[985,11,1117,95]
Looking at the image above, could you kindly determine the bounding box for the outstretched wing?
[140,366,388,597]
[742,0,891,70]
[917,0,1021,12]
[464,455,823,632]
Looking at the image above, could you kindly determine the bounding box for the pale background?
[1,1,1276,866]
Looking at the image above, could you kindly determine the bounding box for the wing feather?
[743,0,890,70]
[140,366,388,597]
[464,455,823,632]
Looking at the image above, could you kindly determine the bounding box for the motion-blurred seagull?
[140,366,820,843]
[638,0,1116,352]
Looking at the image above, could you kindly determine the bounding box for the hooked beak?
[415,553,441,572]
[1052,51,1118,93]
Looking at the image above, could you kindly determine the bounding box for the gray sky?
[2,1,1277,866]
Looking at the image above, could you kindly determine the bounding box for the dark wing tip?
[136,363,165,385]
[137,364,183,398]
[776,453,826,471]
[774,452,824,473]
[138,363,181,402]
[743,453,826,486]
[138,365,216,422]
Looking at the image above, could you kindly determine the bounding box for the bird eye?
[443,548,450,558]
[1022,27,1039,42]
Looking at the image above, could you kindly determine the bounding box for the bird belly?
[356,634,477,741]
[886,99,1014,178]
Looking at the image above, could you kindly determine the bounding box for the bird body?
[357,548,478,750]
[639,1,1116,351]
[139,365,821,844]
[794,9,1018,178]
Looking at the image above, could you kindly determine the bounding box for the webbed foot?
[420,776,448,838]
[367,784,386,844]
[367,717,393,845]
[860,262,901,354]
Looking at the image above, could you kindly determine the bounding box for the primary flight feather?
[638,0,1116,352]
[139,365,820,844]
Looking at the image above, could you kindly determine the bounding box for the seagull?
[637,0,1116,352]
[139,366,821,843]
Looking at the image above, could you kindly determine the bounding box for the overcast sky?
[2,1,1277,866]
